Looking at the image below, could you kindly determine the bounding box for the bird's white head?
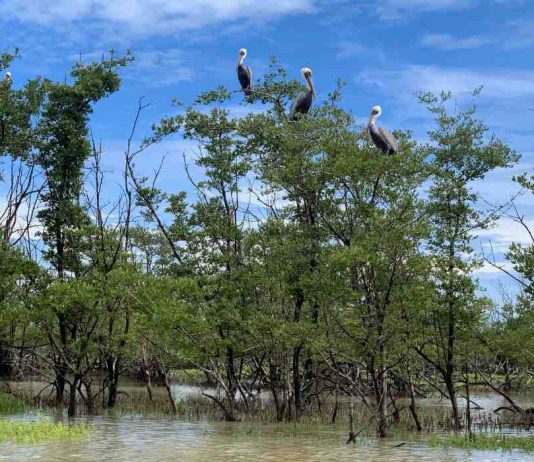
[5,71,12,80]
[371,105,382,116]
[301,68,314,96]
[238,48,247,65]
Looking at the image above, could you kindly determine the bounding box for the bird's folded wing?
[379,126,398,152]
[247,66,253,89]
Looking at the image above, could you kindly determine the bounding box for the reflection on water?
[1,417,531,462]
[2,383,534,462]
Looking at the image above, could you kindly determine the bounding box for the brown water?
[3,383,534,462]
[2,417,532,462]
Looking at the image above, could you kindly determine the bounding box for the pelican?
[368,106,397,155]
[3,72,12,85]
[237,48,252,96]
[290,67,315,120]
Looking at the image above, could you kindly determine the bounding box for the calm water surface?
[3,417,533,462]
[3,383,534,462]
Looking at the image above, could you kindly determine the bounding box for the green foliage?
[70,50,134,102]
[414,91,518,426]
[427,433,534,451]
[0,419,90,444]
[37,52,132,275]
[0,47,529,435]
[0,393,26,413]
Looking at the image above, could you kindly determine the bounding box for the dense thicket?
[0,51,531,437]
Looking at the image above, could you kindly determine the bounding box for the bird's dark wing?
[369,124,388,153]
[237,64,251,91]
[246,66,253,91]
[378,126,398,153]
[290,91,313,120]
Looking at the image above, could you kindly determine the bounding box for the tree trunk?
[55,315,68,406]
[377,366,389,438]
[84,378,95,415]
[346,397,357,444]
[445,373,461,431]
[292,288,304,418]
[145,370,154,402]
[465,364,472,439]
[106,357,120,408]
[0,342,13,378]
[408,368,422,432]
[293,345,302,417]
[164,371,177,415]
[140,340,153,401]
[269,359,285,422]
[68,374,81,417]
[331,385,339,424]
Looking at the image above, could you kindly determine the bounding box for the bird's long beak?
[368,113,376,126]
[306,74,315,98]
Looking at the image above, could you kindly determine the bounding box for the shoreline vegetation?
[3,391,534,452]
[427,434,534,452]
[0,392,89,444]
[0,419,90,444]
[2,387,534,451]
[0,384,534,452]
[1,46,534,452]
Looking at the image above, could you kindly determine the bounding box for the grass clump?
[428,433,534,452]
[0,419,91,444]
[0,392,26,414]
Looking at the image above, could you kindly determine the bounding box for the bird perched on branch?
[290,67,315,120]
[237,48,252,96]
[368,105,398,155]
[3,72,12,86]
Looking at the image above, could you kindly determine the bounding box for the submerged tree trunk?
[140,340,153,401]
[163,371,177,415]
[68,374,81,417]
[55,368,66,406]
[55,315,68,406]
[465,364,472,439]
[84,378,95,415]
[268,358,286,422]
[331,385,339,424]
[106,357,120,408]
[407,367,422,432]
[445,372,461,431]
[346,398,357,444]
[376,366,389,438]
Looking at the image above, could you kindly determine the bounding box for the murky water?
[2,417,532,462]
[2,383,534,461]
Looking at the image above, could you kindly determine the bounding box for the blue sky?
[1,0,533,299]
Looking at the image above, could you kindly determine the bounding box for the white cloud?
[0,0,315,35]
[0,196,43,241]
[336,41,368,59]
[421,33,495,50]
[477,217,534,252]
[502,19,534,49]
[130,49,194,86]
[358,65,534,100]
[373,0,476,20]
[473,261,515,275]
[421,20,534,52]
